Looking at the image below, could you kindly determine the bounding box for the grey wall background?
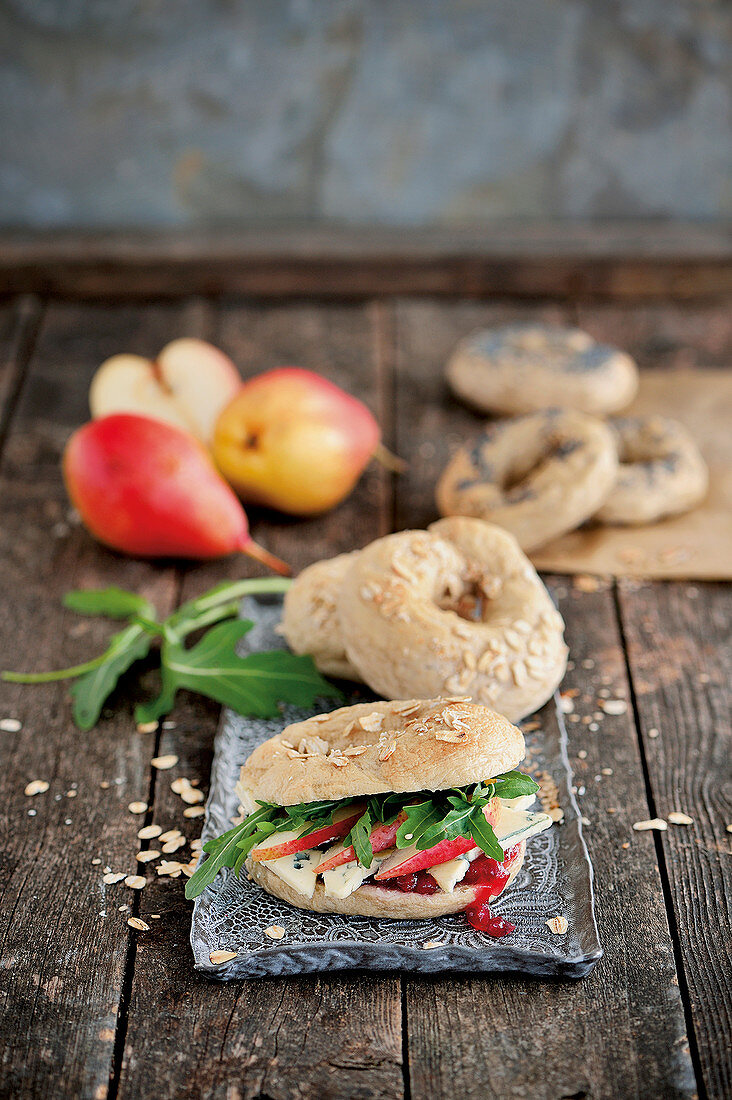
[1,0,730,230]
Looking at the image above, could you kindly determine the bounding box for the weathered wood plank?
[393,301,696,1099]
[118,301,404,1100]
[0,297,43,445]
[0,302,198,1099]
[618,579,732,1099]
[0,224,730,300]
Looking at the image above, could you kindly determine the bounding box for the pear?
[89,338,241,445]
[63,413,289,573]
[213,367,381,515]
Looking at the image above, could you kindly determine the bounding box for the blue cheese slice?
[494,805,552,848]
[261,830,318,898]
[322,849,395,900]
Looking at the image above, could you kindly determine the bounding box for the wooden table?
[0,231,730,1100]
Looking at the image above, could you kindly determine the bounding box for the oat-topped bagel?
[446,322,639,416]
[337,517,567,722]
[435,410,618,551]
[281,551,360,679]
[237,697,524,808]
[188,699,554,927]
[595,416,709,526]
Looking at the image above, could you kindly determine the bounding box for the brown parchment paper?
[530,369,732,579]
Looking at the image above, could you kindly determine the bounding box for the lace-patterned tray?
[190,595,602,980]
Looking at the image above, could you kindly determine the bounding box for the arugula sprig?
[185,771,540,899]
[1,578,340,730]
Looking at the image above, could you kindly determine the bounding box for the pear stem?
[373,442,407,474]
[242,538,292,577]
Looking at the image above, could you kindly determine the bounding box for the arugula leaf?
[138,621,341,723]
[347,809,373,868]
[417,800,477,851]
[70,624,153,731]
[468,806,506,861]
[396,801,445,848]
[63,587,155,620]
[185,806,277,899]
[491,770,539,800]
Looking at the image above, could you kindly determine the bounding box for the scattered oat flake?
[124,875,146,890]
[648,728,660,739]
[136,721,158,734]
[633,818,667,832]
[136,850,160,863]
[621,842,630,850]
[127,917,150,932]
[159,829,183,843]
[601,699,627,716]
[180,788,205,805]
[66,789,77,798]
[162,837,186,854]
[150,914,161,919]
[91,858,102,866]
[127,801,147,815]
[574,574,600,593]
[601,768,613,776]
[24,780,49,796]
[137,824,162,840]
[264,925,285,940]
[726,824,732,834]
[181,861,198,878]
[549,807,565,823]
[0,718,22,732]
[157,861,183,877]
[546,915,569,935]
[423,941,442,950]
[170,777,189,794]
[210,950,238,965]
[151,754,178,770]
[183,805,205,818]
[102,873,126,885]
[559,696,574,714]
[100,781,110,789]
[668,812,693,826]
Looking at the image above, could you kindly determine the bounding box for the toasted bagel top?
[236,698,524,807]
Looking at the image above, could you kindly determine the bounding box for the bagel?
[281,551,360,679]
[248,842,525,918]
[215,699,552,922]
[435,410,618,551]
[336,518,567,722]
[237,697,525,807]
[595,416,709,526]
[446,322,639,416]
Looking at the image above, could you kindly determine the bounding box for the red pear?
[63,413,289,573]
[212,367,382,515]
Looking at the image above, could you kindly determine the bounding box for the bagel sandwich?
[186,699,554,932]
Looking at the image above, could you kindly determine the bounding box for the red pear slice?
[315,812,408,873]
[249,806,365,863]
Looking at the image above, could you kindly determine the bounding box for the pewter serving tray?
[190,595,602,980]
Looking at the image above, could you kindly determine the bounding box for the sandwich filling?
[186,770,553,933]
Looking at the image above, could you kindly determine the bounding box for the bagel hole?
[438,582,485,621]
[502,436,581,502]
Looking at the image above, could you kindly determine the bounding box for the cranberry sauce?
[466,904,516,937]
[381,870,441,894]
[464,843,522,938]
